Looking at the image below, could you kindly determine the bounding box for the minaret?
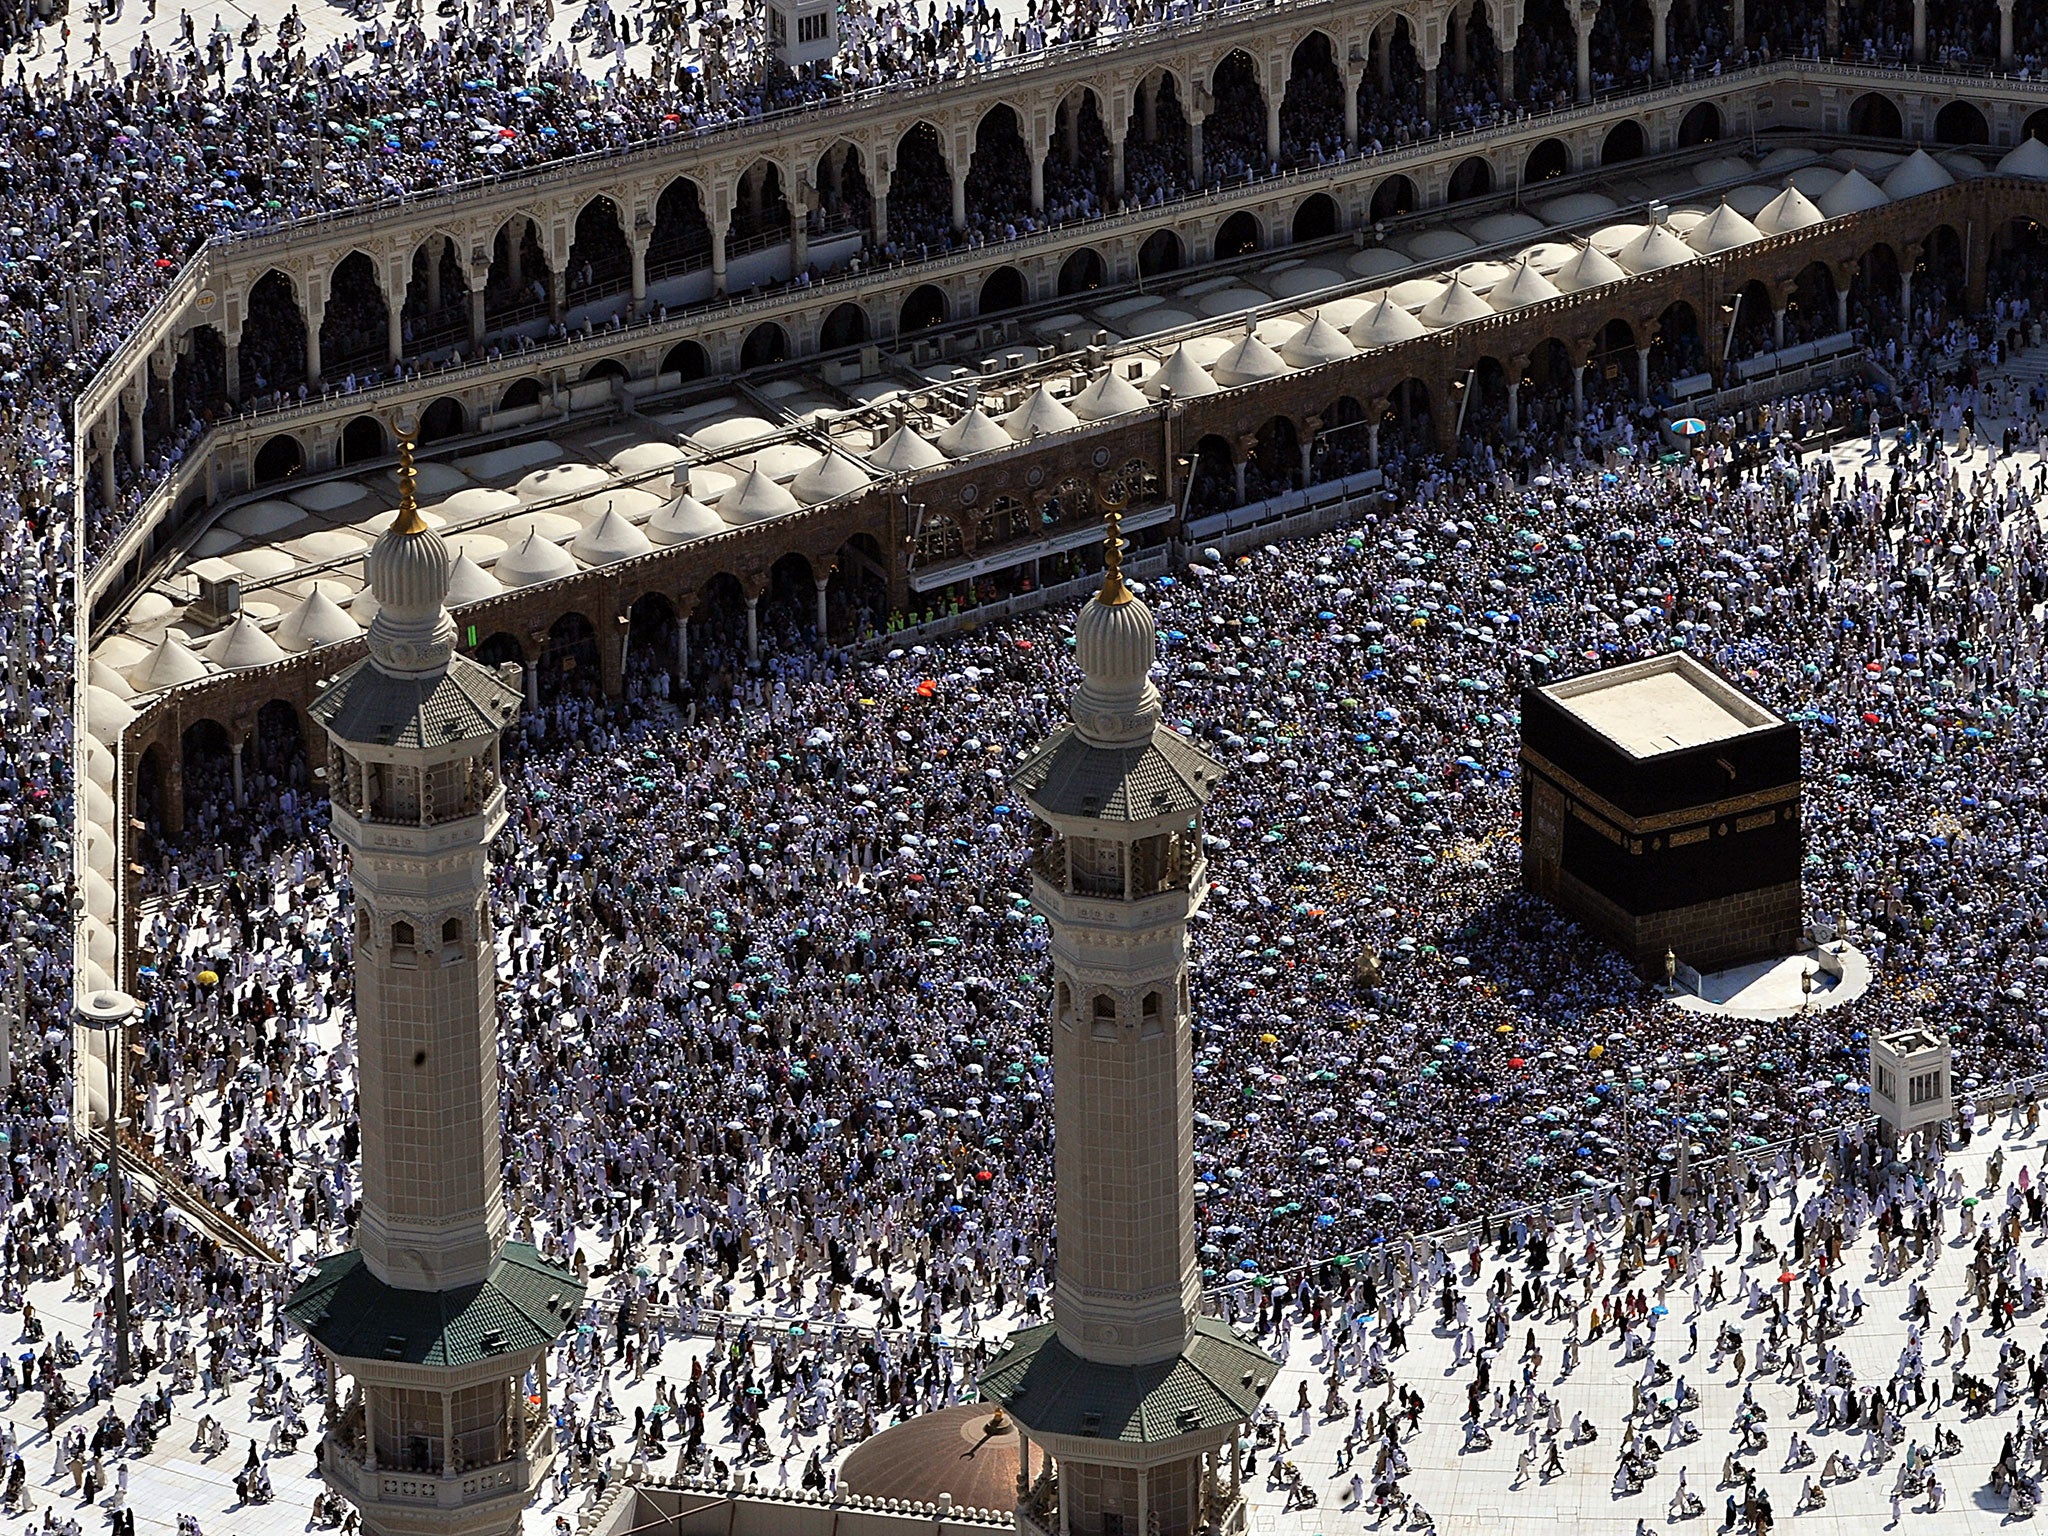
[982,518,1273,1536]
[286,426,583,1536]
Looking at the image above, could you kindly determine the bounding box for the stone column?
[1367,421,1381,468]
[1341,66,1359,147]
[676,622,690,677]
[546,257,565,325]
[1030,150,1045,215]
[507,218,526,289]
[126,381,145,468]
[1141,77,1158,142]
[711,213,731,297]
[791,191,810,274]
[1506,379,1521,436]
[1837,287,1850,332]
[1823,0,1838,54]
[1233,457,1248,504]
[1901,267,1913,318]
[467,266,488,351]
[1572,363,1587,418]
[386,293,404,367]
[231,739,245,807]
[1499,41,1516,99]
[872,164,892,248]
[1911,0,1925,62]
[950,164,968,233]
[1189,112,1205,184]
[1265,93,1282,164]
[426,237,444,311]
[1452,3,1468,72]
[745,594,761,663]
[1651,0,1670,77]
[1772,306,1787,349]
[1110,127,1127,201]
[630,230,650,315]
[1574,4,1594,101]
[1635,346,1650,401]
[814,575,830,638]
[305,289,325,386]
[99,420,116,504]
[2001,0,2015,67]
[1378,28,1393,91]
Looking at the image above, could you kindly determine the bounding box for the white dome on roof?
[127,632,211,691]
[87,659,135,699]
[1553,244,1627,292]
[1882,148,1955,198]
[571,505,655,566]
[649,492,726,544]
[1071,371,1150,422]
[445,552,506,604]
[495,529,581,587]
[1005,385,1081,441]
[1140,344,1220,400]
[1279,314,1356,368]
[1818,168,1890,216]
[792,452,873,505]
[719,465,802,524]
[1350,295,1426,348]
[276,588,362,652]
[934,407,1013,458]
[1614,224,1695,274]
[1416,274,1492,328]
[1998,136,2048,179]
[1686,202,1763,255]
[1754,185,1825,234]
[1211,329,1291,387]
[1489,257,1562,311]
[86,687,135,746]
[868,424,947,472]
[514,462,611,504]
[204,614,287,670]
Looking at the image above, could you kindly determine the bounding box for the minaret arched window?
[441,917,465,963]
[391,920,417,966]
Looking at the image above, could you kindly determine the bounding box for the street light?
[76,988,139,1384]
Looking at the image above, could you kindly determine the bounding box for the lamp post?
[76,988,138,1384]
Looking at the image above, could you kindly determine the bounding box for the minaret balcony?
[321,1421,554,1517]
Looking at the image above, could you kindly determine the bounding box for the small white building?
[1870,1026,1952,1147]
[768,0,838,68]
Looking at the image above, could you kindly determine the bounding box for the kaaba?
[1520,653,1803,977]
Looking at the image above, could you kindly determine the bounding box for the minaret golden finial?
[1098,496,1132,606]
[390,414,426,536]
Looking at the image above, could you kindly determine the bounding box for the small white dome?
[1553,245,1627,292]
[868,424,947,473]
[649,493,727,544]
[1416,274,1493,328]
[86,687,135,746]
[1489,258,1562,311]
[87,658,135,699]
[1211,330,1291,387]
[1881,148,1955,198]
[276,589,363,652]
[1278,314,1356,368]
[792,452,873,505]
[934,407,1013,458]
[570,505,655,566]
[719,465,802,524]
[1613,224,1695,274]
[126,632,213,691]
[1685,202,1762,255]
[445,552,506,604]
[1004,385,1081,441]
[204,614,288,670]
[1754,185,1826,234]
[1818,168,1890,217]
[1350,295,1427,348]
[514,462,611,504]
[1998,137,2048,179]
[1140,345,1220,400]
[495,529,581,587]
[1071,371,1151,421]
